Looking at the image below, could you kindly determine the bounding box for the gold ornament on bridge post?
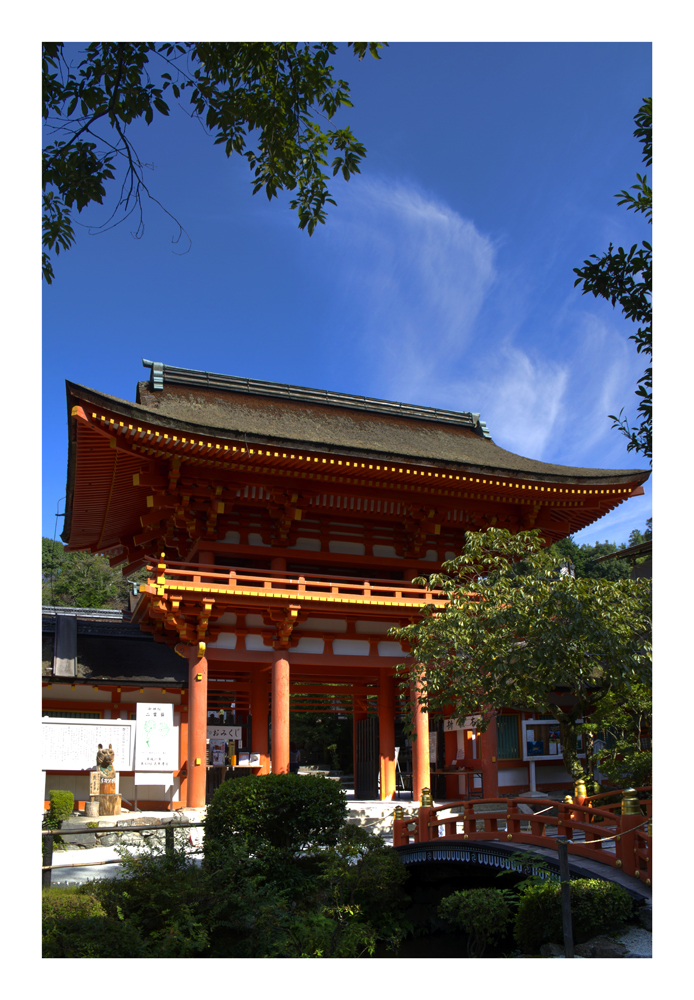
[621,787,641,815]
[573,778,587,806]
[420,787,434,807]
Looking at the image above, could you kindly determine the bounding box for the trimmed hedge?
[514,878,634,953]
[45,790,74,828]
[204,773,347,857]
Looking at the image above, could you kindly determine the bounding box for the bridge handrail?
[393,793,651,885]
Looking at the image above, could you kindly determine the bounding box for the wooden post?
[556,837,574,958]
[271,651,290,774]
[378,672,396,800]
[42,834,53,890]
[411,671,430,803]
[187,646,209,807]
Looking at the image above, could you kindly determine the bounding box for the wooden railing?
[393,788,652,885]
[41,821,205,889]
[143,558,447,607]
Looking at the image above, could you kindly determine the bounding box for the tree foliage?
[42,42,385,282]
[42,536,147,608]
[581,683,652,788]
[390,528,651,782]
[573,98,652,463]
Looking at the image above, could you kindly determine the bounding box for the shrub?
[438,888,512,957]
[44,789,74,837]
[42,914,149,958]
[514,878,634,953]
[42,885,149,958]
[43,886,106,923]
[204,773,347,858]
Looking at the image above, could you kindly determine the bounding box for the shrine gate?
[54,360,649,808]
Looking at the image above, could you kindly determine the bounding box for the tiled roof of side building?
[66,364,649,487]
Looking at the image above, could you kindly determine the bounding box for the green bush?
[204,773,347,858]
[60,821,410,959]
[514,878,634,953]
[43,886,106,922]
[43,914,149,958]
[438,888,512,957]
[42,885,148,958]
[44,790,74,831]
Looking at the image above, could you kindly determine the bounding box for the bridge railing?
[393,788,651,886]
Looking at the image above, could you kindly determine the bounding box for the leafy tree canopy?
[573,98,652,463]
[42,537,148,608]
[390,528,651,782]
[42,42,386,282]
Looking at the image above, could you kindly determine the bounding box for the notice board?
[42,718,136,771]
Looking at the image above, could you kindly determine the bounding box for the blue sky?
[42,41,652,547]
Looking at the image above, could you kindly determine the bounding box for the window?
[42,710,101,719]
[496,714,520,759]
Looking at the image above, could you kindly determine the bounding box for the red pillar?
[178,702,188,806]
[251,667,271,774]
[478,710,499,798]
[187,648,208,808]
[379,672,396,801]
[411,673,430,803]
[271,651,290,775]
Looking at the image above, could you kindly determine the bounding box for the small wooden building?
[48,360,650,807]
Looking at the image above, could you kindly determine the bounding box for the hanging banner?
[135,703,178,771]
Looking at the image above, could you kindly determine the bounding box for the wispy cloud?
[324,176,645,473]
[327,177,496,396]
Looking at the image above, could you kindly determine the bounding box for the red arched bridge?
[392,787,651,895]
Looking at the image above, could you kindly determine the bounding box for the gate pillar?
[379,672,396,800]
[250,668,271,774]
[411,672,430,803]
[187,647,208,808]
[271,651,290,774]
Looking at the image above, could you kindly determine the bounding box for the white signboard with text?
[444,715,482,732]
[135,703,178,771]
[206,725,242,741]
[42,718,135,771]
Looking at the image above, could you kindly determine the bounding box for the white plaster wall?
[295,617,347,632]
[329,540,365,555]
[289,537,321,550]
[356,620,392,633]
[378,641,404,656]
[207,633,237,649]
[372,544,400,558]
[245,634,274,650]
[499,767,529,786]
[333,639,370,656]
[289,637,324,653]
